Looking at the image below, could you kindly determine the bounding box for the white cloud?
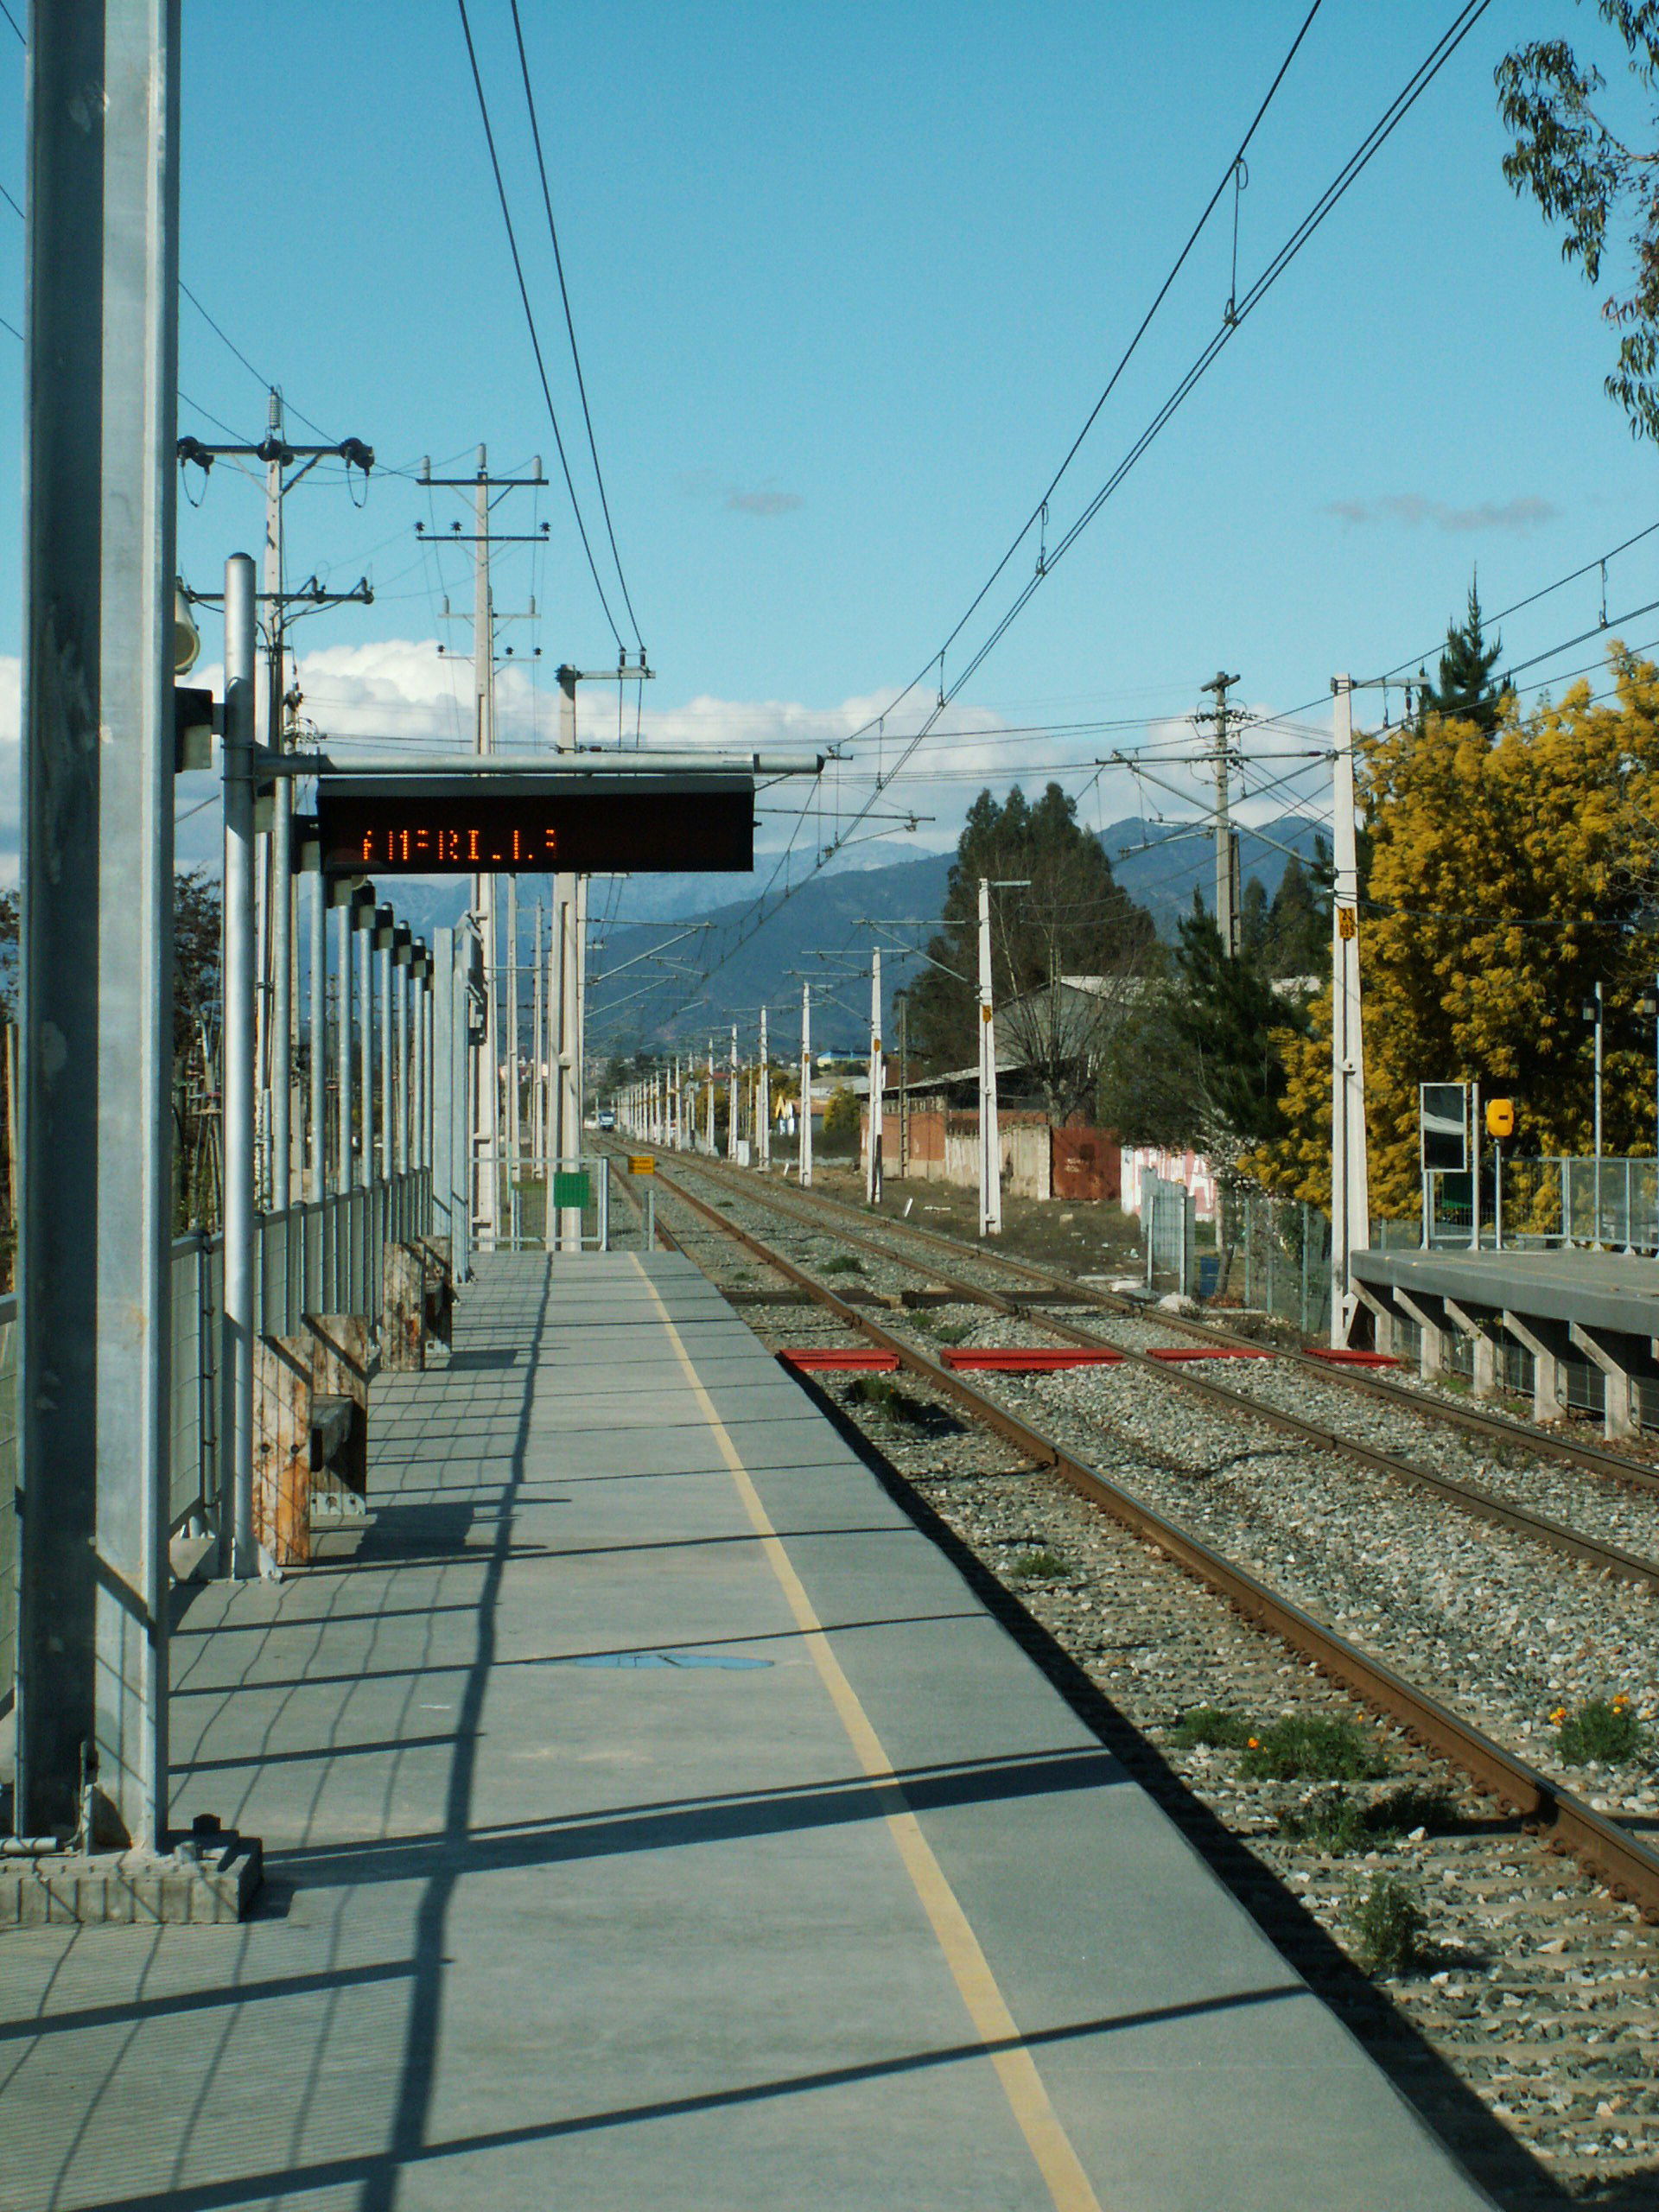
[1326,493,1558,535]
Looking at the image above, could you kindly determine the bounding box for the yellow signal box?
[628,1155,656,1176]
[1484,1100,1515,1141]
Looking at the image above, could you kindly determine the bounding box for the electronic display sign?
[309,775,754,875]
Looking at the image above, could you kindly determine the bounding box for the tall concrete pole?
[308,851,327,1200]
[1329,674,1370,1346]
[866,955,884,1205]
[728,1027,740,1160]
[471,447,499,1243]
[220,556,258,1583]
[266,390,295,1210]
[1200,670,1241,958]
[978,878,1001,1237]
[706,1040,716,1154]
[799,983,813,1187]
[758,1006,771,1168]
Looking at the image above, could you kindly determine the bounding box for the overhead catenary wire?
[507,0,643,652]
[454,0,625,652]
[651,2,1495,1028]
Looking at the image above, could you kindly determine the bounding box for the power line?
[842,0,1329,755]
[0,4,20,47]
[454,0,625,651]
[508,0,643,651]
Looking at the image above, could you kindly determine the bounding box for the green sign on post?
[551,1171,590,1211]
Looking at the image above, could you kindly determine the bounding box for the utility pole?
[978,880,1001,1237]
[1198,670,1242,957]
[759,1006,771,1168]
[531,903,544,1171]
[1329,674,1370,1347]
[706,1039,716,1154]
[416,449,545,1249]
[221,558,258,1582]
[728,1027,740,1160]
[799,983,813,1186]
[866,954,885,1205]
[505,873,520,1242]
[178,401,374,1213]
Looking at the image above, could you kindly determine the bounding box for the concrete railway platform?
[0,1253,1492,2210]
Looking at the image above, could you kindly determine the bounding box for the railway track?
[677,1148,1659,1501]
[654,1154,1659,1592]
[629,1152,1659,1928]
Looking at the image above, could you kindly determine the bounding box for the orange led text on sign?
[359,823,561,867]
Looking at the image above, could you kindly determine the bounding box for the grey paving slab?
[0,1251,1494,2212]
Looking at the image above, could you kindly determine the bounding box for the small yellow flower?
[1247,1737,1259,1749]
[1550,1707,1567,1724]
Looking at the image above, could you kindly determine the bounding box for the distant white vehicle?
[596,1107,617,1130]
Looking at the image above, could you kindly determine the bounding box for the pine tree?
[1416,579,1503,734]
[1166,898,1299,1152]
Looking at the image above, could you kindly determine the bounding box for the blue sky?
[0,1,1653,895]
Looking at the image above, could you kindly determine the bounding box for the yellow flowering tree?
[1258,650,1659,1216]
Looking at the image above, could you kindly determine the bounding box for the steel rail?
[646,1162,1659,1921]
[658,1158,1659,1592]
[674,1153,1659,1501]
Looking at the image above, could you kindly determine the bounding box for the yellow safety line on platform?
[633,1258,1105,2212]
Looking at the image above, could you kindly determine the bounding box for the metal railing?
[0,1170,430,1712]
[474,1154,611,1253]
[1424,1156,1659,1252]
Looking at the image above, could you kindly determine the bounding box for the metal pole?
[1471,1079,1482,1253]
[308,854,326,1200]
[1594,979,1605,1243]
[531,903,543,1170]
[378,915,393,1181]
[16,0,181,1842]
[800,983,813,1186]
[395,944,410,1177]
[220,556,258,1580]
[728,1026,739,1160]
[867,953,883,1205]
[759,1006,771,1168]
[505,871,519,1238]
[554,664,582,1247]
[706,1042,715,1154]
[265,392,295,1212]
[335,896,353,1195]
[978,878,1001,1237]
[357,903,373,1192]
[1328,675,1370,1344]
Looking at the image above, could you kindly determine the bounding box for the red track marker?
[1303,1347,1400,1368]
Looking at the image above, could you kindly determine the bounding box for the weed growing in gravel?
[849,1373,895,1410]
[1280,1788,1371,1851]
[1009,1548,1066,1581]
[822,1255,863,1276]
[930,1323,974,1346]
[1239,1714,1387,1783]
[1280,1783,1454,1850]
[1350,1874,1426,1977]
[1168,1707,1255,1751]
[1554,1695,1645,1765]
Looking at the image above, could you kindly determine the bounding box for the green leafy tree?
[1263,854,1326,976]
[822,1084,861,1153]
[1415,581,1504,734]
[1498,5,1659,442]
[908,783,1154,1116]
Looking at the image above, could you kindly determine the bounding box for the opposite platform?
[0,1251,1491,2211]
